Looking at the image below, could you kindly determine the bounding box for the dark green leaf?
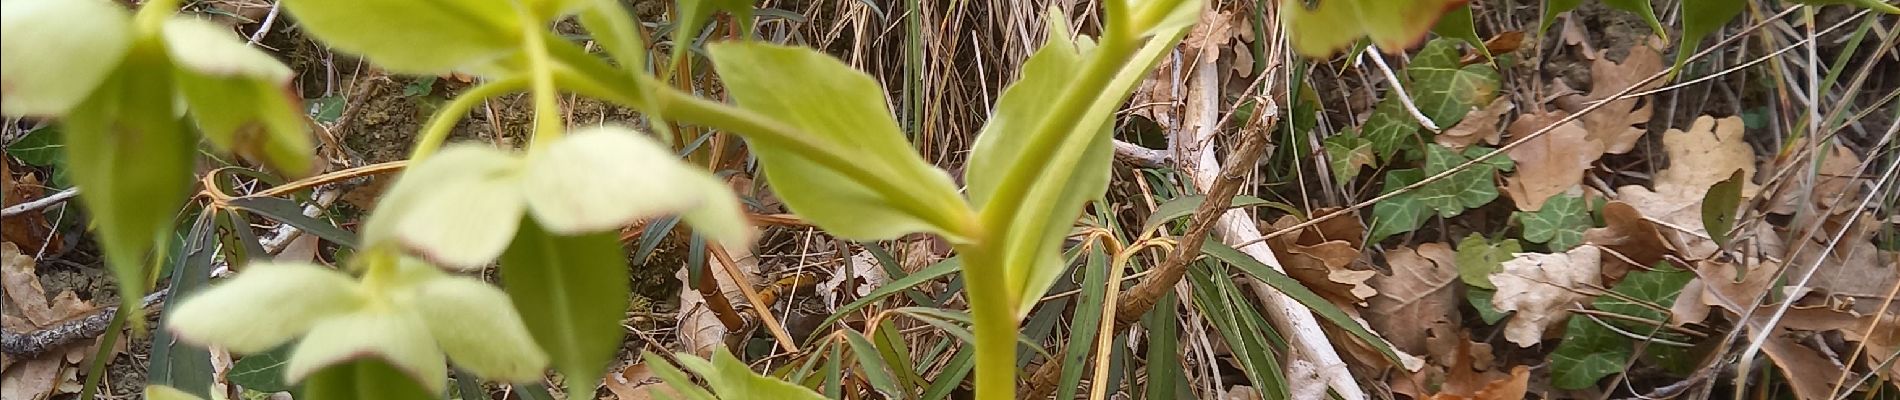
[1416,144,1503,218]
[1602,0,1668,42]
[843,330,905,398]
[1362,96,1421,161]
[5,126,63,166]
[1430,5,1488,60]
[300,359,438,400]
[500,219,629,400]
[1323,133,1376,184]
[1538,0,1584,37]
[229,344,296,392]
[1701,170,1746,247]
[814,258,960,336]
[1466,288,1507,324]
[1053,248,1108,400]
[149,213,219,398]
[1548,317,1627,389]
[1674,0,1746,73]
[1369,169,1430,242]
[228,196,360,248]
[1408,38,1501,127]
[1515,194,1592,251]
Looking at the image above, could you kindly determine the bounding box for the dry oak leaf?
[1,165,60,253]
[1760,329,1850,400]
[1502,111,1603,211]
[1,242,101,400]
[1765,142,1864,215]
[1430,366,1530,400]
[1582,201,1671,283]
[1489,245,1603,347]
[1788,238,1896,316]
[1577,45,1666,154]
[1436,97,1513,150]
[603,361,680,400]
[1368,243,1461,356]
[1267,215,1378,305]
[1655,115,1760,196]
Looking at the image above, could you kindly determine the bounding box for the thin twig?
[0,289,167,357]
[1,188,79,218]
[1362,44,1440,132]
[709,244,799,354]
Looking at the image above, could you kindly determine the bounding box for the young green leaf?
[707,42,965,240]
[1362,96,1421,161]
[411,277,550,382]
[279,0,520,74]
[62,41,197,324]
[499,220,629,400]
[287,310,447,393]
[1407,38,1501,127]
[1455,233,1521,289]
[1515,194,1592,251]
[301,359,440,400]
[1674,0,1747,74]
[0,0,132,117]
[1281,0,1464,57]
[1701,170,1746,247]
[672,348,828,400]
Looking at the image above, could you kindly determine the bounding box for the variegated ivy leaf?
[279,0,519,75]
[1407,38,1501,128]
[1416,144,1510,218]
[1369,169,1429,243]
[1324,132,1376,184]
[164,17,315,177]
[1514,193,1591,251]
[367,127,751,269]
[1362,95,1420,162]
[0,0,132,117]
[167,259,550,394]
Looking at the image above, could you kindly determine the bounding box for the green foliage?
[1701,170,1747,246]
[1407,38,1501,127]
[1324,133,1376,184]
[1455,233,1521,289]
[706,42,966,240]
[1515,194,1592,251]
[1369,169,1430,242]
[4,126,63,167]
[0,0,132,116]
[164,17,313,176]
[1676,0,1747,73]
[1362,95,1421,161]
[1140,194,1288,235]
[500,221,629,400]
[671,349,829,400]
[301,359,438,400]
[1431,5,1486,55]
[1280,0,1463,57]
[1549,267,1694,389]
[228,345,295,393]
[1419,145,1512,217]
[278,0,520,74]
[1602,0,1668,41]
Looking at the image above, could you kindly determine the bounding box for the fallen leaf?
[1502,112,1602,211]
[1436,97,1513,150]
[1789,237,1896,316]
[0,242,99,399]
[1584,201,1672,282]
[1455,234,1520,290]
[1369,244,1461,356]
[1431,366,1529,400]
[1577,45,1666,154]
[1,165,60,254]
[603,361,679,400]
[1760,330,1849,400]
[1560,17,1598,59]
[1490,245,1603,347]
[1654,116,1759,197]
[1767,143,1864,215]
[1269,215,1379,305]
[821,250,889,307]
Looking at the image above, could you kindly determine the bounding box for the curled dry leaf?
[1368,243,1461,356]
[1502,111,1602,211]
[1267,215,1377,305]
[675,245,761,357]
[2,165,60,253]
[1582,201,1671,282]
[1436,97,1512,150]
[1489,245,1603,347]
[1,242,104,399]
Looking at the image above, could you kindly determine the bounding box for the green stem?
[132,0,182,34]
[521,20,564,151]
[959,244,1018,400]
[409,76,531,160]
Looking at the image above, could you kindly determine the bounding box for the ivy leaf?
[1281,0,1464,57]
[1465,289,1508,324]
[1548,317,1626,389]
[0,0,132,117]
[707,42,965,241]
[1431,4,1486,54]
[499,219,629,400]
[1515,194,1591,251]
[61,41,197,324]
[1369,169,1430,242]
[1674,0,1747,74]
[1455,233,1521,289]
[4,126,63,167]
[1416,144,1503,218]
[1362,95,1421,161]
[280,0,519,74]
[1408,38,1501,127]
[1324,132,1376,184]
[228,345,295,392]
[164,17,315,177]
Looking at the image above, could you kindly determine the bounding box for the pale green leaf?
[145,385,208,400]
[228,345,295,392]
[1282,0,1464,57]
[499,220,628,400]
[677,348,828,400]
[707,42,963,240]
[1538,0,1584,37]
[288,311,447,394]
[1455,233,1520,289]
[641,353,717,400]
[62,43,198,323]
[1369,169,1429,242]
[409,277,549,383]
[168,262,363,353]
[162,18,312,176]
[1408,38,1501,127]
[520,127,709,234]
[369,145,523,269]
[680,173,755,249]
[301,359,439,400]
[577,0,647,73]
[1515,194,1591,251]
[1674,0,1747,73]
[279,0,518,74]
[1324,133,1376,184]
[162,18,291,81]
[0,0,132,117]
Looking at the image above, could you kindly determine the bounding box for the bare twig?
[1362,44,1440,132]
[2,188,79,218]
[1112,139,1171,168]
[0,289,167,357]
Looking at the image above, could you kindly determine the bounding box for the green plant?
[5,0,1197,398]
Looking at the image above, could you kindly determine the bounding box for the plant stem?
[521,20,564,151]
[956,244,1018,400]
[409,77,530,159]
[132,0,182,34]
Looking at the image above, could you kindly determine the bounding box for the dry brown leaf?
[1761,331,1849,400]
[821,250,888,307]
[1790,239,1896,315]
[1583,201,1671,283]
[1842,315,1899,380]
[675,244,760,357]
[1503,111,1602,211]
[1437,97,1513,150]
[1490,245,1603,347]
[1655,116,1759,197]
[1430,366,1530,400]
[0,242,97,399]
[1267,215,1377,305]
[604,362,678,400]
[1223,385,1262,400]
[2,165,59,254]
[1578,45,1666,154]
[1767,143,1864,216]
[1368,244,1461,356]
[1690,258,1783,315]
[1560,16,1598,58]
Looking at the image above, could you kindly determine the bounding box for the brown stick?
[1019,116,1271,399]
[1,289,166,357]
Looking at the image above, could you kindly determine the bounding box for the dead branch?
[1,288,167,358]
